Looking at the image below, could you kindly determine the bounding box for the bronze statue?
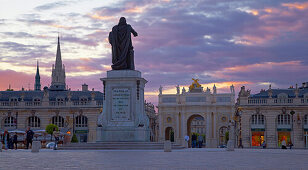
[109,17,138,70]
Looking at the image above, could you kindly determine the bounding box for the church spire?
[34,60,41,91]
[50,35,66,91]
[55,35,62,70]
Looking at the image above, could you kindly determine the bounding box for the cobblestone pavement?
[1,148,308,170]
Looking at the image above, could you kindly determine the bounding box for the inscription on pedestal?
[112,88,130,121]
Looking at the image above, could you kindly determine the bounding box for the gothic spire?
[50,36,66,91]
[34,60,41,91]
[55,35,62,70]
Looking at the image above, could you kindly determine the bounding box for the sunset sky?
[0,0,308,105]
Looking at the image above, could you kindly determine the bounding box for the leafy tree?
[71,134,78,143]
[225,131,229,144]
[46,124,58,141]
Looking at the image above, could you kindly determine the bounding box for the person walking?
[13,133,18,150]
[3,130,9,150]
[198,135,203,148]
[262,140,266,149]
[3,129,9,150]
[26,127,34,149]
[191,134,197,148]
[53,128,60,150]
[281,138,287,149]
[289,141,293,149]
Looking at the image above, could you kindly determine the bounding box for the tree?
[46,124,58,141]
[225,131,229,144]
[71,134,78,143]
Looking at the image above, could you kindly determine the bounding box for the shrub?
[71,134,78,143]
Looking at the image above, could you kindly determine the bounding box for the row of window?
[251,114,308,125]
[3,116,88,128]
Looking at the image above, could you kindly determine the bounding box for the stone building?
[145,101,159,142]
[158,79,235,147]
[0,37,104,143]
[190,116,206,135]
[237,83,308,148]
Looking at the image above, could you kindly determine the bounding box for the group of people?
[281,139,293,149]
[191,134,204,148]
[0,127,34,150]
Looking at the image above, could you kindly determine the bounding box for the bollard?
[0,142,2,152]
[164,140,172,152]
[31,141,41,153]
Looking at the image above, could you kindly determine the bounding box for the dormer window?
[56,97,65,106]
[9,98,18,106]
[80,97,88,105]
[33,98,41,106]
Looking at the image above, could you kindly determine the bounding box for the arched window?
[52,116,64,127]
[4,116,16,127]
[28,116,40,127]
[251,114,265,125]
[75,115,88,127]
[277,114,291,125]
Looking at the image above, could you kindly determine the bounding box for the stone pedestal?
[227,122,235,151]
[31,141,41,153]
[97,70,150,142]
[164,140,172,152]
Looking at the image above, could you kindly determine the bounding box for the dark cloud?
[34,1,69,11]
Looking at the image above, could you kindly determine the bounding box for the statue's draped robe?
[109,22,137,70]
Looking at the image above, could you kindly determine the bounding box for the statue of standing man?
[109,17,138,70]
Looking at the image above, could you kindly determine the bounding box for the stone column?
[293,112,304,148]
[181,110,186,146]
[266,111,277,148]
[241,110,251,148]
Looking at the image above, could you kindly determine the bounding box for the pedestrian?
[26,127,34,149]
[198,135,203,148]
[184,135,189,148]
[13,133,18,150]
[53,128,60,150]
[191,133,197,148]
[262,140,266,149]
[3,129,9,150]
[289,141,293,149]
[281,138,287,149]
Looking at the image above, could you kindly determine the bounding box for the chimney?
[82,83,88,91]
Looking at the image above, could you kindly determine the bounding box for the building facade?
[145,101,159,142]
[0,37,104,143]
[158,79,235,147]
[237,83,308,148]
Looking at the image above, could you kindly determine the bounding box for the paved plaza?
[1,148,308,170]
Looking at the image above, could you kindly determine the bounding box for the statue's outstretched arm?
[131,27,138,37]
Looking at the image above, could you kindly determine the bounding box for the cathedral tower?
[50,36,66,91]
[34,60,41,91]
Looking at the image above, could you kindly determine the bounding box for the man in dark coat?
[26,127,34,149]
[109,17,138,70]
[13,133,18,150]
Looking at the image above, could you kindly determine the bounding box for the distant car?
[46,142,55,149]
[218,145,226,148]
